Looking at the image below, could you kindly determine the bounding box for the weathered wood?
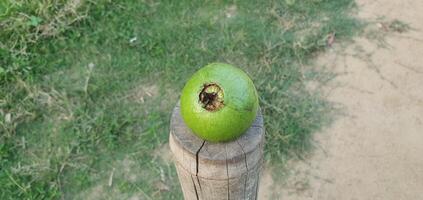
[169,103,265,200]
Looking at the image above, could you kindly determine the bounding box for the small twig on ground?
[108,168,115,187]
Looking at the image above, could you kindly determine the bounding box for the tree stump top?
[169,103,265,179]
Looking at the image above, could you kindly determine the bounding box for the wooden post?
[169,103,265,200]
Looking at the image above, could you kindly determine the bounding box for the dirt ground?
[259,0,423,199]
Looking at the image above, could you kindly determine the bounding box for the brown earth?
[259,0,423,199]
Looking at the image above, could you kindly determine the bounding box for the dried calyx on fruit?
[199,83,224,111]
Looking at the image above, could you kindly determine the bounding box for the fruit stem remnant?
[199,83,224,111]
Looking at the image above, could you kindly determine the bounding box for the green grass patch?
[1,0,361,198]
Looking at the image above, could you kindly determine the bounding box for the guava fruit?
[180,63,259,142]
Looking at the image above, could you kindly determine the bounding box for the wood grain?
[169,103,265,200]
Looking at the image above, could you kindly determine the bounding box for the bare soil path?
[259,0,423,199]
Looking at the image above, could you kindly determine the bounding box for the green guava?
[180,63,259,142]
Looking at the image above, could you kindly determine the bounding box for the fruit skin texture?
[180,63,259,142]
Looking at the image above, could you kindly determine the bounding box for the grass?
[0,0,360,199]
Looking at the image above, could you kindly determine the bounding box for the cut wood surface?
[169,103,265,200]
